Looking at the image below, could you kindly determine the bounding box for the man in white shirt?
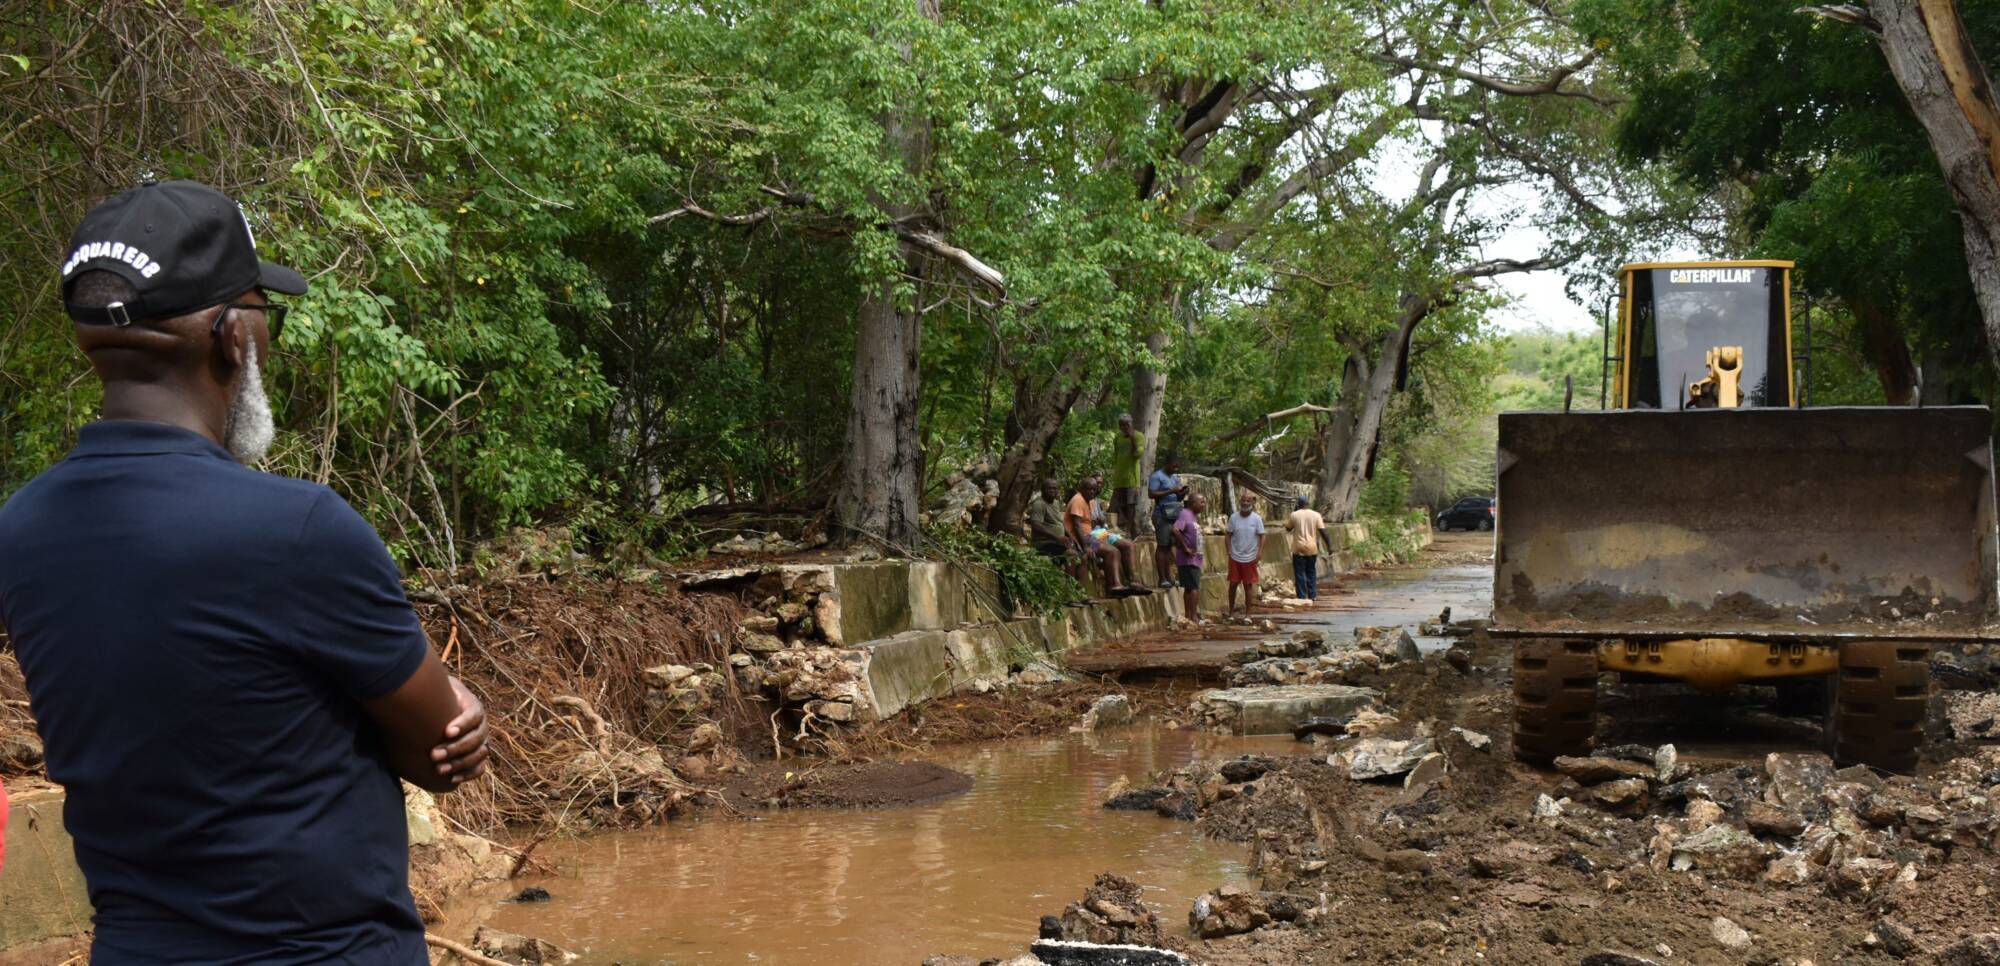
[1226,493,1266,616]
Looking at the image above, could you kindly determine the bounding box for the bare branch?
[648,203,774,227]
[1209,403,1333,445]
[1796,4,1882,33]
[1454,253,1577,279]
[896,228,1006,294]
[1371,49,1619,107]
[649,187,1006,294]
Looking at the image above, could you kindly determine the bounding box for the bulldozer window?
[1627,268,1790,408]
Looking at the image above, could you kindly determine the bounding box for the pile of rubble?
[708,530,812,556]
[1216,628,1440,688]
[687,568,878,722]
[927,454,1002,529]
[1219,625,1424,688]
[1525,745,2000,895]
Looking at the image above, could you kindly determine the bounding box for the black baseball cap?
[61,180,307,327]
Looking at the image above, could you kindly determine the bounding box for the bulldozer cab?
[1615,260,1795,409]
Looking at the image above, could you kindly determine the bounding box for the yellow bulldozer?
[1494,260,1999,773]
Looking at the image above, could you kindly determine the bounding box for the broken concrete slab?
[1193,684,1382,736]
[1333,736,1435,780]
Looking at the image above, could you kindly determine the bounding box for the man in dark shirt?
[0,181,488,963]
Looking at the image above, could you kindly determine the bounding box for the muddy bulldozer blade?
[1493,406,2000,641]
[1494,406,1999,770]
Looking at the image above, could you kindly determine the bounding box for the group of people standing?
[1025,414,1328,622]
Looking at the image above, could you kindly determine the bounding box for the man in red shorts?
[1225,492,1266,616]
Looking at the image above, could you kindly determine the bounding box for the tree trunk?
[1846,293,1919,405]
[1128,328,1171,533]
[832,270,925,548]
[1869,0,2000,374]
[830,0,937,549]
[987,360,1089,536]
[1323,292,1434,521]
[1314,353,1367,507]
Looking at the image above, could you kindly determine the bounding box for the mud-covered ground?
[1000,561,2000,965]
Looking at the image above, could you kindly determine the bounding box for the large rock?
[1764,752,1834,814]
[1555,755,1659,785]
[1744,800,1807,838]
[1194,684,1381,735]
[1827,855,1899,896]
[0,734,44,773]
[1588,778,1650,814]
[1870,920,1919,959]
[1055,873,1166,947]
[1332,737,1435,781]
[1188,884,1315,939]
[1355,625,1422,663]
[1710,917,1751,951]
[1083,694,1136,730]
[1670,824,1770,879]
[1941,933,2000,965]
[1763,851,1814,886]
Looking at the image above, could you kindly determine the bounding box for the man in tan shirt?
[1286,496,1325,601]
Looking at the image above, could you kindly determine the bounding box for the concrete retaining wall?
[840,517,1431,719]
[0,787,91,952]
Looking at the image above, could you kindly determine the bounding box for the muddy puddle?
[471,726,1297,964]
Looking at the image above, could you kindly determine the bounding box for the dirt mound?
[407,574,746,832]
[771,761,973,808]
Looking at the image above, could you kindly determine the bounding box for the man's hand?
[430,676,490,785]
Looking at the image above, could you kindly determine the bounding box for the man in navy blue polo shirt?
[0,181,489,963]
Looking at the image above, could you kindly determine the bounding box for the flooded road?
[476,727,1297,964]
[1070,531,1495,674]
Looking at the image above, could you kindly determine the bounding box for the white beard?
[223,344,275,465]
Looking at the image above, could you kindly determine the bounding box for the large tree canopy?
[1577,0,2000,405]
[1,0,1696,566]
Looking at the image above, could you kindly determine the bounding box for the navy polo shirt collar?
[72,420,235,462]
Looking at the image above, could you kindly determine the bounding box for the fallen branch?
[424,934,511,966]
[1209,403,1332,445]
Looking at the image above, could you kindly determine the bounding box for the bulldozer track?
[1828,641,1930,773]
[1512,638,1598,761]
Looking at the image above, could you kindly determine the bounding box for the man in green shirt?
[1110,413,1144,533]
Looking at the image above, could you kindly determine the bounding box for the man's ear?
[211,306,248,372]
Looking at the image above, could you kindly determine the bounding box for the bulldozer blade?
[1493,406,2000,641]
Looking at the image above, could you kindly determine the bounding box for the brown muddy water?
[473,726,1297,964]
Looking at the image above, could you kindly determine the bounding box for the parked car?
[1436,496,1496,532]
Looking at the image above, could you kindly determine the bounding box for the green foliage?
[922,523,1082,616]
[1576,0,1995,402]
[1494,327,1607,411]
[1350,508,1431,565]
[1,0,1660,571]
[1359,460,1413,521]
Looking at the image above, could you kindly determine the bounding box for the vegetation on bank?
[5,1,1997,571]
